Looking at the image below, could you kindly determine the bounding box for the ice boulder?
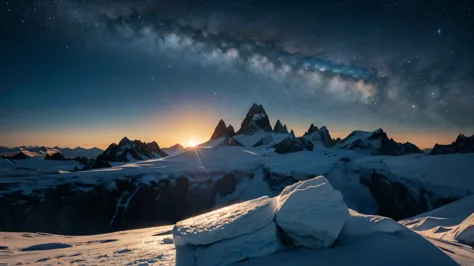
[276,176,349,249]
[196,222,282,266]
[339,209,402,240]
[173,196,278,246]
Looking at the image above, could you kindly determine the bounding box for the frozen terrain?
[1,132,474,234]
[1,177,471,265]
[401,195,474,265]
[1,103,473,265]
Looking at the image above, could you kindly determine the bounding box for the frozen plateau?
[1,104,473,265]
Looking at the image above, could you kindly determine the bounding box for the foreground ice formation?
[173,196,278,246]
[0,175,467,265]
[196,222,281,266]
[173,176,351,265]
[276,176,349,249]
[339,209,402,239]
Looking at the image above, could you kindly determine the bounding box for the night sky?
[1,0,473,148]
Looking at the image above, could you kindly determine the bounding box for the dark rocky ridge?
[273,120,289,134]
[92,137,168,168]
[303,124,335,148]
[218,137,244,147]
[360,169,459,220]
[339,129,422,155]
[210,120,235,140]
[253,134,274,147]
[2,151,32,160]
[237,103,273,134]
[304,124,319,135]
[0,170,255,235]
[430,134,474,155]
[273,130,313,154]
[45,152,67,161]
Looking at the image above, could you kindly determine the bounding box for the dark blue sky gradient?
[1,0,473,148]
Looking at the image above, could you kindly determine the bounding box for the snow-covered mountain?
[0,146,103,159]
[430,133,474,155]
[237,103,273,134]
[335,128,422,155]
[162,144,185,156]
[303,124,335,148]
[93,137,168,168]
[272,130,313,154]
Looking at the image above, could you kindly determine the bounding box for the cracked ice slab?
[276,176,349,249]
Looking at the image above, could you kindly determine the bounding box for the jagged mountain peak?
[303,124,334,148]
[95,138,168,167]
[305,124,319,136]
[148,141,161,150]
[274,119,289,134]
[237,103,272,134]
[289,130,296,139]
[118,137,132,146]
[226,125,235,134]
[210,119,235,140]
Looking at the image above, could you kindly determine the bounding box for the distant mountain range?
[209,103,425,156]
[92,137,169,168]
[2,103,473,169]
[430,134,474,155]
[163,144,185,156]
[0,146,103,159]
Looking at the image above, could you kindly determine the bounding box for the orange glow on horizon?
[0,102,471,150]
[187,137,197,147]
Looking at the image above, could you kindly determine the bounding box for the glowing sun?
[188,138,197,147]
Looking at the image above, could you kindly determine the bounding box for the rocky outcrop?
[2,151,32,160]
[360,169,457,220]
[273,120,289,134]
[253,134,274,147]
[93,137,168,166]
[304,124,319,135]
[0,170,258,235]
[210,120,235,140]
[303,125,335,148]
[272,131,313,154]
[227,125,235,136]
[430,134,474,155]
[218,137,244,147]
[337,129,422,155]
[237,104,273,134]
[44,152,67,161]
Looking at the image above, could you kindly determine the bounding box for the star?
[437,28,442,34]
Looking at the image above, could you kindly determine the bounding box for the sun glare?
[188,138,197,147]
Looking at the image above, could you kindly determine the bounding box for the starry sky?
[1,0,473,149]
